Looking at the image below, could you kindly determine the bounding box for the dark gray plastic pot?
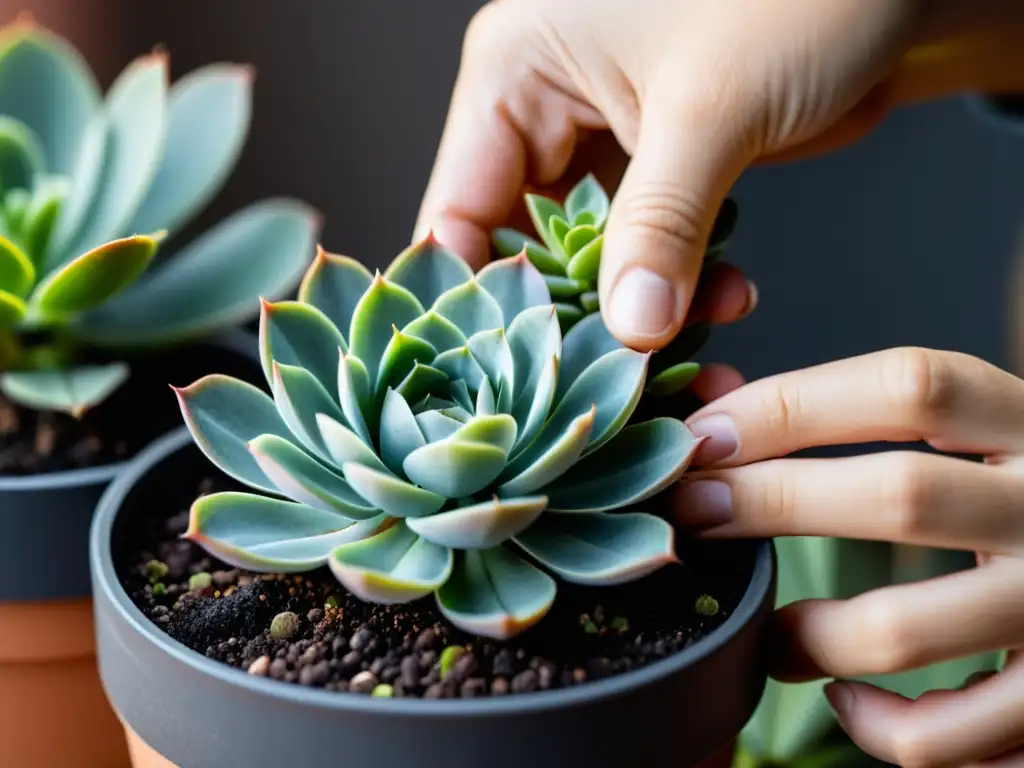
[92,427,777,768]
[0,331,260,768]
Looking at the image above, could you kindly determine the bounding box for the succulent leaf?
[555,312,623,401]
[563,225,599,259]
[431,278,503,337]
[524,194,568,259]
[348,272,423,383]
[564,173,610,229]
[579,290,600,313]
[476,251,551,321]
[514,511,677,586]
[403,439,508,498]
[329,521,453,604]
[31,232,161,316]
[55,52,168,260]
[383,233,474,308]
[652,323,711,377]
[248,433,379,519]
[259,299,346,398]
[507,304,561,438]
[75,199,319,345]
[0,362,127,417]
[491,228,564,275]
[128,64,252,236]
[298,247,373,337]
[475,376,496,415]
[545,418,701,512]
[379,387,426,474]
[175,374,295,493]
[436,547,556,640]
[408,496,547,550]
[0,24,101,175]
[0,234,34,296]
[342,461,446,518]
[0,288,26,325]
[548,215,570,248]
[646,361,701,396]
[185,491,387,571]
[400,309,465,354]
[498,406,595,496]
[21,176,67,261]
[0,115,45,191]
[272,361,345,460]
[414,410,464,443]
[317,413,389,473]
[449,413,518,454]
[543,274,588,299]
[466,327,514,398]
[565,234,603,283]
[376,327,437,399]
[432,345,486,395]
[395,362,448,404]
[337,353,374,445]
[554,302,585,332]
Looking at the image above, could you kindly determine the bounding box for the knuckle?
[759,377,805,440]
[878,347,956,431]
[854,592,922,674]
[615,182,709,255]
[884,451,936,538]
[464,1,521,60]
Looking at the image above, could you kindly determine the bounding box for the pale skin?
[415,0,1024,764]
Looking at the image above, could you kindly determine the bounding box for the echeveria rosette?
[0,18,318,416]
[492,174,738,403]
[175,236,705,640]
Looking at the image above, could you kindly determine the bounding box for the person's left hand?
[675,347,1024,767]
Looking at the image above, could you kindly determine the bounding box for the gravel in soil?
[120,477,748,700]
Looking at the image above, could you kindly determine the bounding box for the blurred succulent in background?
[491,175,738,406]
[176,235,703,639]
[0,17,317,416]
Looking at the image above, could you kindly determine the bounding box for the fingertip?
[600,266,686,351]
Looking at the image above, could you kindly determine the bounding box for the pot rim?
[92,425,775,718]
[0,330,256,494]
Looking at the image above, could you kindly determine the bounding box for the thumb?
[598,91,755,351]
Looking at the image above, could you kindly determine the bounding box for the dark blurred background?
[7,0,1024,383]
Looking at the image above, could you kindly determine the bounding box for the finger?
[414,4,605,268]
[597,75,757,351]
[682,347,1024,468]
[764,559,1024,680]
[686,263,758,327]
[675,451,1024,554]
[825,664,1024,768]
[690,364,747,404]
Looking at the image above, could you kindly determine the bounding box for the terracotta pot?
[92,428,777,768]
[0,332,260,768]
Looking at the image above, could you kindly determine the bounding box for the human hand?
[675,348,1024,766]
[416,0,943,350]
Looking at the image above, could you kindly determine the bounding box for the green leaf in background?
[0,362,128,417]
[127,63,253,237]
[31,232,162,316]
[0,235,34,296]
[0,22,101,175]
[524,194,568,259]
[0,115,45,191]
[0,288,26,326]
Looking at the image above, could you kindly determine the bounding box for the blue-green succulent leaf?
[476,376,496,416]
[491,229,564,275]
[401,309,466,354]
[437,547,556,640]
[543,274,589,299]
[329,520,453,604]
[317,413,389,473]
[525,194,567,259]
[55,52,168,260]
[565,234,603,283]
[259,299,345,398]
[476,251,551,323]
[403,440,508,498]
[0,362,127,417]
[0,234,34,297]
[383,233,473,308]
[431,278,503,337]
[450,413,518,454]
[348,272,424,383]
[408,496,547,550]
[298,247,373,338]
[554,302,585,332]
[507,305,561,443]
[21,175,67,262]
[647,362,701,397]
[272,362,344,461]
[564,174,610,229]
[0,115,44,191]
[515,511,677,585]
[75,199,319,346]
[467,327,514,396]
[395,363,448,404]
[432,345,486,394]
[0,24,101,175]
[555,312,623,402]
[174,374,293,494]
[342,462,446,518]
[338,353,374,445]
[447,379,474,413]
[376,327,437,398]
[379,387,426,476]
[44,110,105,266]
[545,418,702,512]
[186,491,389,571]
[129,64,252,235]
[498,406,595,495]
[415,410,464,443]
[248,433,379,519]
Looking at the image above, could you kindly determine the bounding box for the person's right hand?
[415,0,1024,350]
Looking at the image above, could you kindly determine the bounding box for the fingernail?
[824,681,857,722]
[687,413,739,466]
[675,479,733,527]
[739,280,759,319]
[607,268,678,338]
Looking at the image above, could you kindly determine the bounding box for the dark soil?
[119,473,750,700]
[0,338,260,476]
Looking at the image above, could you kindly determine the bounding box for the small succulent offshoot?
[176,210,709,640]
[0,18,317,417]
[492,174,739,402]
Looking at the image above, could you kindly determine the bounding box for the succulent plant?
[175,236,704,639]
[0,18,318,415]
[493,174,739,404]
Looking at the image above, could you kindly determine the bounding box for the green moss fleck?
[151,583,166,596]
[695,594,720,616]
[144,560,168,584]
[188,572,213,591]
[270,611,300,640]
[371,684,394,698]
[439,646,465,680]
[582,620,598,634]
[610,616,629,632]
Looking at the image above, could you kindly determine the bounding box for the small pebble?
[248,655,271,676]
[350,671,378,694]
[511,670,539,693]
[270,611,300,640]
